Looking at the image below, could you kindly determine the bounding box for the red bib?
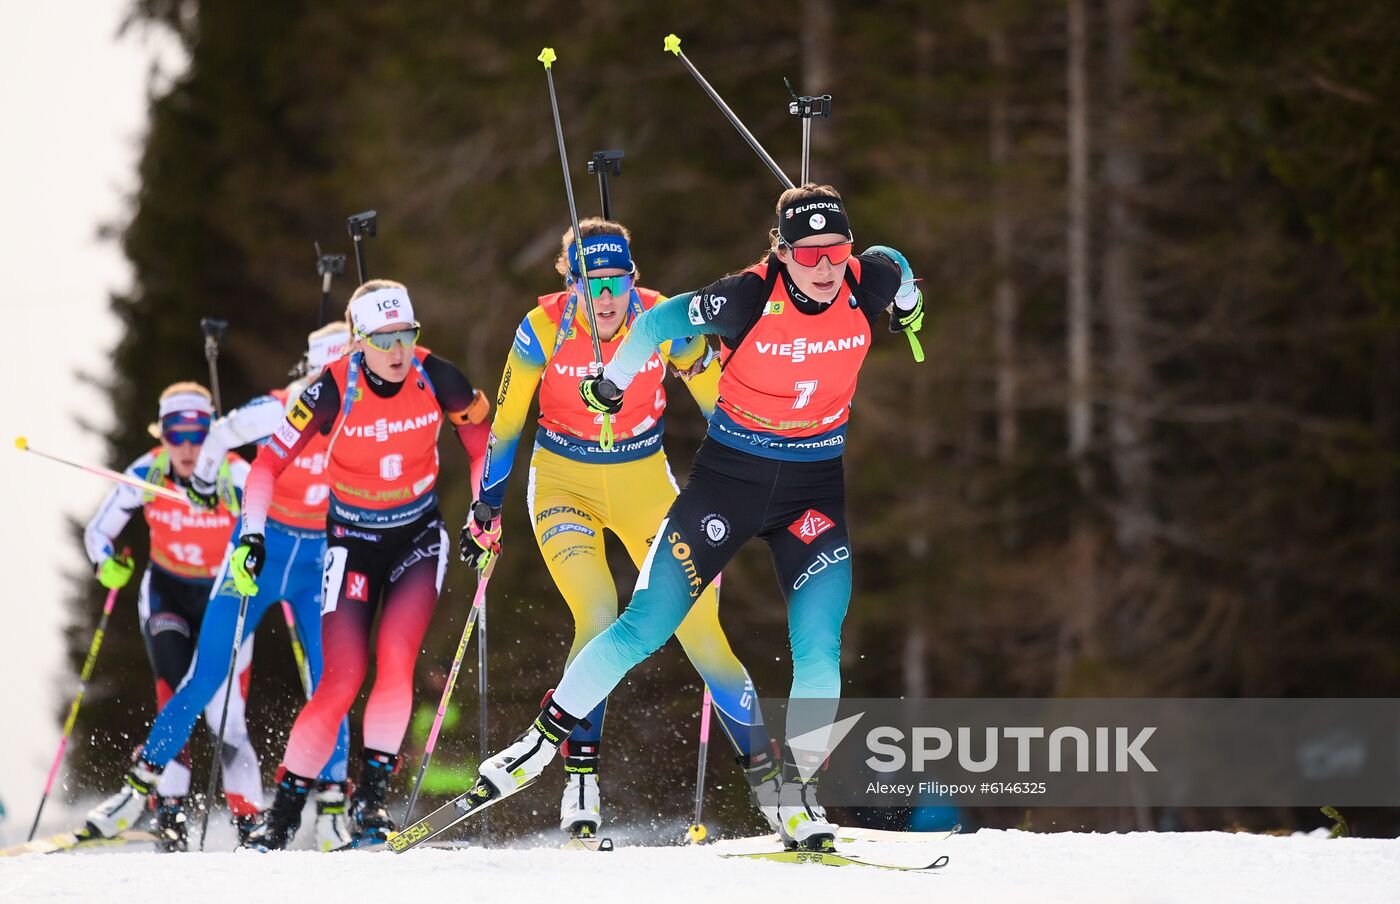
[144,446,240,579]
[324,348,443,513]
[717,262,871,436]
[536,288,668,442]
[267,387,332,530]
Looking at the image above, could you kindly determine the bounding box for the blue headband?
[567,234,633,278]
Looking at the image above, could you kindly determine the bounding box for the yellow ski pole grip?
[538,47,557,69]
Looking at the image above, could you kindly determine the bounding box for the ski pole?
[27,566,127,840]
[401,562,493,824]
[477,570,490,841]
[198,591,251,851]
[200,318,229,415]
[14,437,190,506]
[347,210,378,286]
[587,150,624,220]
[280,602,313,698]
[663,34,795,189]
[537,47,614,452]
[687,685,714,844]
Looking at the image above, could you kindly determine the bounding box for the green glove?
[97,554,135,590]
[229,533,265,597]
[578,375,624,415]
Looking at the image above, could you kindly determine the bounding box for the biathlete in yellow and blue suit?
[463,219,776,838]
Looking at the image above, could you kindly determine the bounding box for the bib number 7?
[793,380,819,409]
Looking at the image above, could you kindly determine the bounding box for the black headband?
[778,197,852,245]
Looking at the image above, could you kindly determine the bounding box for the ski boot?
[241,769,313,850]
[315,781,353,852]
[559,740,601,838]
[154,796,188,852]
[477,696,579,802]
[233,811,262,847]
[775,752,838,851]
[740,746,784,836]
[349,751,398,847]
[84,760,161,839]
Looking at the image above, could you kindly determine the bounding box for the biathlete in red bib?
[467,184,925,851]
[80,382,258,849]
[231,280,490,849]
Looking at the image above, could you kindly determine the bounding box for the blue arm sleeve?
[601,293,725,388]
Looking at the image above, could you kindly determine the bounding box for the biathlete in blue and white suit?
[85,325,354,851]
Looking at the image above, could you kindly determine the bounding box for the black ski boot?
[241,769,313,850]
[233,811,262,847]
[154,796,188,852]
[349,750,399,847]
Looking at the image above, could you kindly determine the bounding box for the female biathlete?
[232,280,490,849]
[466,184,925,851]
[462,220,775,839]
[81,383,260,850]
[83,325,356,850]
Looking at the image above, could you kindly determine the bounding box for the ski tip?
[687,823,708,844]
[663,34,682,55]
[537,47,557,68]
[14,435,27,450]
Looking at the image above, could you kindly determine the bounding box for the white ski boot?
[777,777,838,850]
[315,781,353,852]
[477,698,577,800]
[560,773,601,836]
[84,760,161,838]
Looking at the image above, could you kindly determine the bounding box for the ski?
[0,829,161,858]
[385,781,502,853]
[720,849,950,871]
[737,824,960,848]
[562,834,613,852]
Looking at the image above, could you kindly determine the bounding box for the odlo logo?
[667,531,703,598]
[793,545,849,590]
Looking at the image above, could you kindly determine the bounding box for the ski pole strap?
[905,329,925,363]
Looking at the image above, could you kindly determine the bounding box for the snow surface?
[3,828,1398,904]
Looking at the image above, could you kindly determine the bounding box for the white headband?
[307,325,351,370]
[349,286,417,337]
[158,391,213,419]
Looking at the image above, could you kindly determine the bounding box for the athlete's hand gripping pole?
[14,436,192,507]
[664,34,795,190]
[26,551,129,841]
[538,47,614,451]
[402,557,495,825]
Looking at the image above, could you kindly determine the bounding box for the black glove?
[185,476,219,510]
[459,501,502,570]
[578,375,624,415]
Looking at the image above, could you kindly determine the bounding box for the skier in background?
[80,382,259,850]
[83,325,356,850]
[463,219,776,839]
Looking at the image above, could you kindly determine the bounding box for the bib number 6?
[793,380,819,409]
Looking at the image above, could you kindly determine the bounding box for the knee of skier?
[608,604,672,662]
